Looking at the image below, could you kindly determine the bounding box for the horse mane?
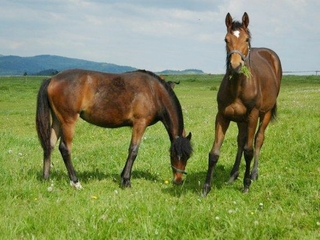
[170,134,193,161]
[136,69,184,136]
[230,21,242,31]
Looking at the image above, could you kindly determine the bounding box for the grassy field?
[0,74,319,239]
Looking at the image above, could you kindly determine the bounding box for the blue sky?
[1,0,319,73]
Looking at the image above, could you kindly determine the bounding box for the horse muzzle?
[171,165,187,185]
[230,62,243,74]
[227,49,250,74]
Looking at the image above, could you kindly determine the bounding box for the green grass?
[0,74,319,239]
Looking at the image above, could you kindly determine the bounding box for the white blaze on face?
[233,30,240,38]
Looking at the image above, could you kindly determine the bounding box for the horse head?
[170,132,192,184]
[225,12,251,74]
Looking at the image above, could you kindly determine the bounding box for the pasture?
[0,74,319,239]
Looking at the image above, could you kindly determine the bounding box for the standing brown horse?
[203,12,282,195]
[36,69,192,189]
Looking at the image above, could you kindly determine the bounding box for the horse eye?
[245,38,249,42]
[224,38,228,43]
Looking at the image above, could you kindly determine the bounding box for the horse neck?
[223,69,252,99]
[226,70,246,84]
[162,96,184,141]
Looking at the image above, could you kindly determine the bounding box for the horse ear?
[242,12,249,29]
[186,132,192,140]
[225,12,233,30]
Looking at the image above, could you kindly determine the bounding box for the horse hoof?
[121,179,132,188]
[227,176,237,184]
[70,181,83,190]
[202,184,211,197]
[251,174,258,181]
[228,171,239,184]
[242,187,249,194]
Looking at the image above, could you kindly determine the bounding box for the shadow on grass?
[34,168,115,184]
[34,168,160,187]
[33,164,241,196]
[161,165,241,197]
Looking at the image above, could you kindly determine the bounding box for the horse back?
[47,69,169,127]
[248,48,282,104]
[250,48,282,89]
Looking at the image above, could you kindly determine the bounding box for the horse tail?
[271,102,277,122]
[36,78,52,154]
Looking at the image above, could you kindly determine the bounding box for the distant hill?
[0,54,204,76]
[158,69,204,75]
[0,55,136,76]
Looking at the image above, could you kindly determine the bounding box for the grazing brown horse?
[203,12,282,195]
[36,69,192,189]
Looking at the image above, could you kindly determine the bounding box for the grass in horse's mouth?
[240,65,251,78]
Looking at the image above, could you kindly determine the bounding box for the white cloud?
[0,0,319,73]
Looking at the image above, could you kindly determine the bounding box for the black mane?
[231,21,242,31]
[136,69,185,136]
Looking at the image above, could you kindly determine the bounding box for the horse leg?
[203,113,230,196]
[120,122,146,188]
[251,111,272,181]
[243,110,259,193]
[228,122,247,183]
[43,135,53,180]
[59,122,82,189]
[43,116,61,179]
